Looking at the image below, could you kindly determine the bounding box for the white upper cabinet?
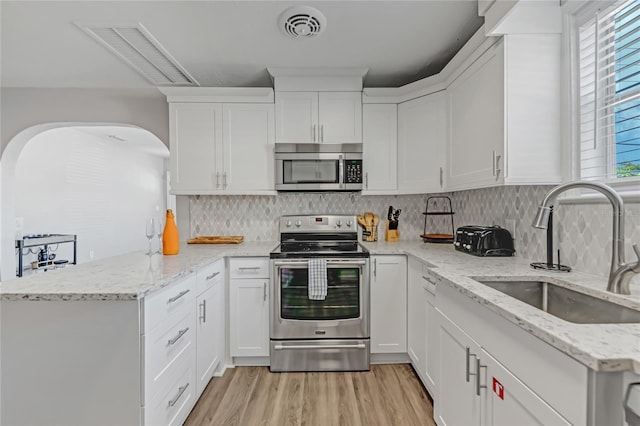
[168,102,275,195]
[447,35,562,191]
[362,104,397,193]
[163,87,276,195]
[223,103,275,192]
[169,103,223,194]
[275,92,362,144]
[397,91,448,194]
[447,43,504,191]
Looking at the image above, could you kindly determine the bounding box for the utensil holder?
[362,224,378,242]
[385,221,399,242]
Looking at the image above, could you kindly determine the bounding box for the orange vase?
[162,209,180,255]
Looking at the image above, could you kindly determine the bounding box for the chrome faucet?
[532,181,640,294]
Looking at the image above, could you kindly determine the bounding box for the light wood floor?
[185,364,436,426]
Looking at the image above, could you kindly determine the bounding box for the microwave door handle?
[339,155,344,189]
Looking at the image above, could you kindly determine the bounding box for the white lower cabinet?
[435,282,579,426]
[407,257,437,394]
[437,310,483,426]
[142,273,198,426]
[195,259,225,397]
[370,255,407,354]
[481,349,571,426]
[229,258,270,358]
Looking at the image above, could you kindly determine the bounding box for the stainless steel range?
[269,214,370,372]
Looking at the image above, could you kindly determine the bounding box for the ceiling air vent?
[278,6,327,39]
[76,23,198,86]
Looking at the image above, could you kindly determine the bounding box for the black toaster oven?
[454,225,515,257]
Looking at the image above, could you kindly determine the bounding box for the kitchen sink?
[474,279,640,324]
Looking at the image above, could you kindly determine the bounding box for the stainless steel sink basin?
[475,279,640,324]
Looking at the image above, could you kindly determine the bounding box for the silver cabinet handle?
[199,300,206,323]
[421,275,433,284]
[223,172,227,189]
[238,266,260,270]
[466,347,476,382]
[167,289,190,304]
[476,358,487,396]
[439,167,444,188]
[338,154,344,189]
[365,172,369,189]
[321,124,324,142]
[167,327,189,346]
[263,282,267,302]
[373,258,377,278]
[312,124,316,142]
[167,383,189,408]
[492,151,501,179]
[274,343,366,350]
[206,271,220,280]
[216,172,221,189]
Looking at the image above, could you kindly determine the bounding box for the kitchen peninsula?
[2,241,640,425]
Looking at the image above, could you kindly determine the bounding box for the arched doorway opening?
[1,123,170,281]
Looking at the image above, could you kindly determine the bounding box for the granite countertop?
[0,241,278,301]
[363,240,640,373]
[3,238,640,373]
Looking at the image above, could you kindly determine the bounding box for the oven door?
[270,258,369,340]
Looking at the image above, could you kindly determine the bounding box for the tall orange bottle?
[162,209,180,255]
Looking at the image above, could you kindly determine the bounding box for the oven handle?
[273,343,366,350]
[272,259,367,267]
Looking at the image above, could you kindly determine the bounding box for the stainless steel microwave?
[275,143,363,191]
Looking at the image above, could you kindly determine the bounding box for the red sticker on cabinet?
[493,378,504,400]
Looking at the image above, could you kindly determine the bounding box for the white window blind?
[578,0,640,181]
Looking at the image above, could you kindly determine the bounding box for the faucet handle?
[632,244,640,272]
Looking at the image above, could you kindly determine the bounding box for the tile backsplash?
[189,187,640,280]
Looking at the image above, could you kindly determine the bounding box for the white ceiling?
[0,1,484,89]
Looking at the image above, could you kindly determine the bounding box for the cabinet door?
[370,255,407,354]
[196,279,223,397]
[318,92,362,144]
[362,104,397,193]
[229,278,269,357]
[223,103,275,192]
[425,289,438,393]
[275,92,318,143]
[397,92,447,194]
[407,257,426,376]
[169,103,223,194]
[447,44,504,191]
[437,310,482,426]
[481,349,571,426]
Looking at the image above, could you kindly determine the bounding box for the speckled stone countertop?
[363,240,640,373]
[4,238,640,373]
[0,241,278,301]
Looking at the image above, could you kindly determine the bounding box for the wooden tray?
[421,233,454,243]
[187,236,244,244]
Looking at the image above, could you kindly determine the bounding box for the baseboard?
[371,353,411,364]
[232,356,270,367]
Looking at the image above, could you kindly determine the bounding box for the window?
[577,0,640,182]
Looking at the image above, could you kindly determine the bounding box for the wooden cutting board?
[187,236,244,244]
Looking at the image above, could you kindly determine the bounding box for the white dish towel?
[308,259,328,301]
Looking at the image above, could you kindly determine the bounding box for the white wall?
[13,127,168,270]
[0,88,169,153]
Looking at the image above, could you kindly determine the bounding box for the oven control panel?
[281,215,356,231]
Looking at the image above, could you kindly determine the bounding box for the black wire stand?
[421,196,455,243]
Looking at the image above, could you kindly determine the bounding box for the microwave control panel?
[345,160,363,183]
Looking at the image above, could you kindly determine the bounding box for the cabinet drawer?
[145,306,196,404]
[144,274,197,332]
[229,257,269,279]
[144,357,197,426]
[196,259,224,296]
